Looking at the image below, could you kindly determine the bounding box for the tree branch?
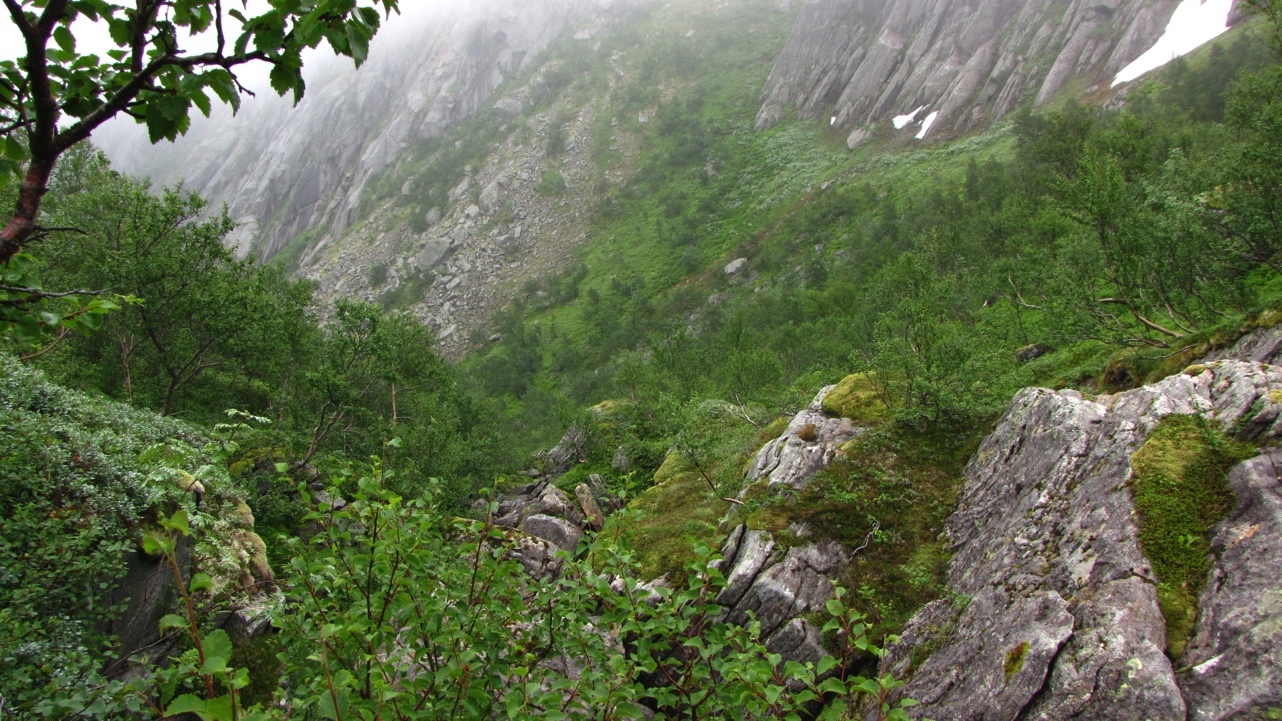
[0,285,106,303]
[1,0,32,36]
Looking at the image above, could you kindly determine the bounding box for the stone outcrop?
[741,384,862,494]
[1204,323,1282,366]
[102,537,192,675]
[757,0,1188,142]
[1179,448,1282,720]
[713,526,847,665]
[879,360,1282,719]
[715,384,865,665]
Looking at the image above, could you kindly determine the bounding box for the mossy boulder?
[820,372,889,423]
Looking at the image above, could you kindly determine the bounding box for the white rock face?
[741,384,860,492]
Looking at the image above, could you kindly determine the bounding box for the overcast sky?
[1,2,287,61]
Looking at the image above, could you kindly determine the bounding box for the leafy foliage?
[0,355,250,717]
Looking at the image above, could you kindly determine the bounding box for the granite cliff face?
[757,0,1190,145]
[96,0,625,261]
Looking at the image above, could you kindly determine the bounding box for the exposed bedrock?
[742,383,862,493]
[757,0,1189,141]
[880,360,1282,720]
[716,384,866,665]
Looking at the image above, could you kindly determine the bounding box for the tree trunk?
[0,160,54,263]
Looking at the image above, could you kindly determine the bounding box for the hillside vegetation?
[2,0,1282,716]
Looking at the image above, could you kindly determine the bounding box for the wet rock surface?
[1178,449,1282,720]
[1204,324,1282,367]
[881,361,1282,720]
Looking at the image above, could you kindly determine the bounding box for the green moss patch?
[734,421,984,637]
[617,415,764,582]
[619,464,726,583]
[1130,414,1257,659]
[821,373,890,423]
[1004,641,1029,681]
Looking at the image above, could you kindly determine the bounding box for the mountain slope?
[96,0,628,261]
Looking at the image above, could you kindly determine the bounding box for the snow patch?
[916,111,939,139]
[1113,0,1233,86]
[893,106,925,129]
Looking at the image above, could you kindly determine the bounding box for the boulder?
[539,426,587,478]
[479,181,502,213]
[520,514,583,553]
[493,95,525,117]
[1015,343,1054,363]
[612,445,630,473]
[103,535,191,675]
[742,385,861,493]
[417,238,452,269]
[724,258,748,275]
[881,361,1282,719]
[574,483,605,532]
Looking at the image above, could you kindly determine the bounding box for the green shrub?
[537,168,567,196]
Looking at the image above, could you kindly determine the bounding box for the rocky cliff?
[756,0,1195,146]
[656,332,1282,719]
[96,0,626,262]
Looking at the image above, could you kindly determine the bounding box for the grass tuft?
[1003,641,1029,681]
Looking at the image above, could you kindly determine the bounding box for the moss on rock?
[1129,414,1257,659]
[821,372,890,423]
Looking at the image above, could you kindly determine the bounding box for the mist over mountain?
[96,0,629,261]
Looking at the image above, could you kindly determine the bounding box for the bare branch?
[18,325,70,361]
[1096,297,1183,338]
[0,284,106,302]
[1008,277,1046,311]
[851,519,881,557]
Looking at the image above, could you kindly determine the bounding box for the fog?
[0,1,458,88]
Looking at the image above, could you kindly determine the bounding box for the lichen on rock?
[881,361,1282,719]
